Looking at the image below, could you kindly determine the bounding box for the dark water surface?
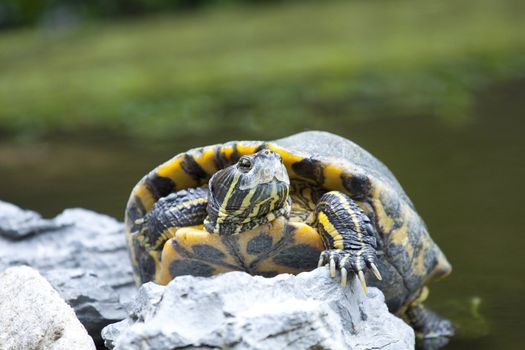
[1,80,524,349]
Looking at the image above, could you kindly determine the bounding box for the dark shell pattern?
[125,131,451,313]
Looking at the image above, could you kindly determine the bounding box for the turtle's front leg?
[315,191,382,290]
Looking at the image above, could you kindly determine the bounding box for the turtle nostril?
[264,150,270,155]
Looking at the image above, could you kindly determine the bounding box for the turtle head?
[204,149,290,235]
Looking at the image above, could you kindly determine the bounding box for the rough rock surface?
[44,268,130,346]
[0,200,61,239]
[0,200,134,346]
[0,266,96,350]
[103,268,414,350]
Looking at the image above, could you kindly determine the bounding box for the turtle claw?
[318,248,380,290]
[358,270,367,293]
[370,262,383,281]
[341,268,348,287]
[330,257,336,278]
[318,254,325,268]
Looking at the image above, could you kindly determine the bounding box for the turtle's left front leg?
[315,191,382,290]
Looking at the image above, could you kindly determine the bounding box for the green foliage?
[0,0,274,28]
[0,0,524,140]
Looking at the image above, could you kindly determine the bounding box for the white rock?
[0,201,134,346]
[0,201,60,239]
[0,266,96,350]
[103,268,414,350]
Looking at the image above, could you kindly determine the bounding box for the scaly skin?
[124,131,454,340]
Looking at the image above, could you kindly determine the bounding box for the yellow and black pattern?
[156,217,324,284]
[315,191,376,251]
[125,142,260,283]
[139,187,208,250]
[124,132,452,324]
[203,156,290,235]
[288,180,323,224]
[315,191,381,288]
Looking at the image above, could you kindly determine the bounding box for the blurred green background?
[1,0,524,349]
[1,0,524,140]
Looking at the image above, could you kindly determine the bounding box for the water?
[1,80,524,349]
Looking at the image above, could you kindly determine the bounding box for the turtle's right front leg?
[138,187,209,250]
[315,191,382,290]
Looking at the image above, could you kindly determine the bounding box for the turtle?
[125,131,454,339]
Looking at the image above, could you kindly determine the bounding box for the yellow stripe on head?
[215,172,241,228]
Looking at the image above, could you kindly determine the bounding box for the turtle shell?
[125,131,451,313]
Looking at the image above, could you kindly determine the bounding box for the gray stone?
[0,201,135,347]
[45,269,128,346]
[0,201,61,240]
[103,268,414,350]
[0,266,96,350]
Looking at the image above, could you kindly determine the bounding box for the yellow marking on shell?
[389,203,413,245]
[195,147,218,175]
[133,184,156,212]
[412,237,430,278]
[323,164,346,191]
[405,241,414,259]
[236,219,283,265]
[235,143,259,156]
[157,240,178,285]
[157,156,198,190]
[288,222,324,250]
[262,222,323,273]
[392,202,452,282]
[156,218,324,285]
[157,227,178,247]
[219,144,235,160]
[265,145,304,178]
[390,223,409,246]
[157,227,239,284]
[179,228,229,254]
[317,211,344,250]
[372,185,395,233]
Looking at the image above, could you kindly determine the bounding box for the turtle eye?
[238,157,253,172]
